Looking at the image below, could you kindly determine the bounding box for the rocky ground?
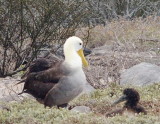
[0,17,160,123]
[85,44,160,88]
[0,42,160,123]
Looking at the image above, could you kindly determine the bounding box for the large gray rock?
[0,77,33,103]
[120,62,160,86]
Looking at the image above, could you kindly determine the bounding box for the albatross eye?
[79,43,82,45]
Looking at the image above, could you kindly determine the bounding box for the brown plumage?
[106,88,147,117]
[22,58,66,107]
[19,36,89,108]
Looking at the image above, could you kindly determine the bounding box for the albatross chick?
[106,88,147,117]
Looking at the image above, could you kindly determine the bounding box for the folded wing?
[23,58,64,100]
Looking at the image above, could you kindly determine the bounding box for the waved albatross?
[20,36,88,108]
[106,88,147,117]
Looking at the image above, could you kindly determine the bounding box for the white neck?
[64,49,82,69]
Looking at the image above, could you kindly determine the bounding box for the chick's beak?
[111,95,127,106]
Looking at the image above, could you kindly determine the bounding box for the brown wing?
[29,57,61,73]
[21,55,61,79]
[22,58,64,100]
[29,58,52,73]
[24,80,55,99]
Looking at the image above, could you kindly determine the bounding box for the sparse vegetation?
[0,0,89,77]
[0,15,160,123]
[1,0,160,123]
[77,16,160,87]
[77,16,160,50]
[1,0,160,77]
[0,83,159,124]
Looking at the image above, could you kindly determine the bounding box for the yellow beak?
[77,49,88,67]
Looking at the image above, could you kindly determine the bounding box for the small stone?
[71,106,91,113]
[100,78,105,85]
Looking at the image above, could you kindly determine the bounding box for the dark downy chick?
[106,88,147,117]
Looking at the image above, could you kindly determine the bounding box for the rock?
[120,62,160,86]
[83,48,92,56]
[0,77,34,103]
[0,94,22,102]
[71,106,91,113]
[85,43,160,89]
[91,45,114,56]
[0,93,34,103]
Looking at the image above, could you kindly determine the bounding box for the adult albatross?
[21,36,88,108]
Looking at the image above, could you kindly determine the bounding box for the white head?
[63,36,88,69]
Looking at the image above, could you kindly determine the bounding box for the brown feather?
[106,88,147,117]
[22,58,64,101]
